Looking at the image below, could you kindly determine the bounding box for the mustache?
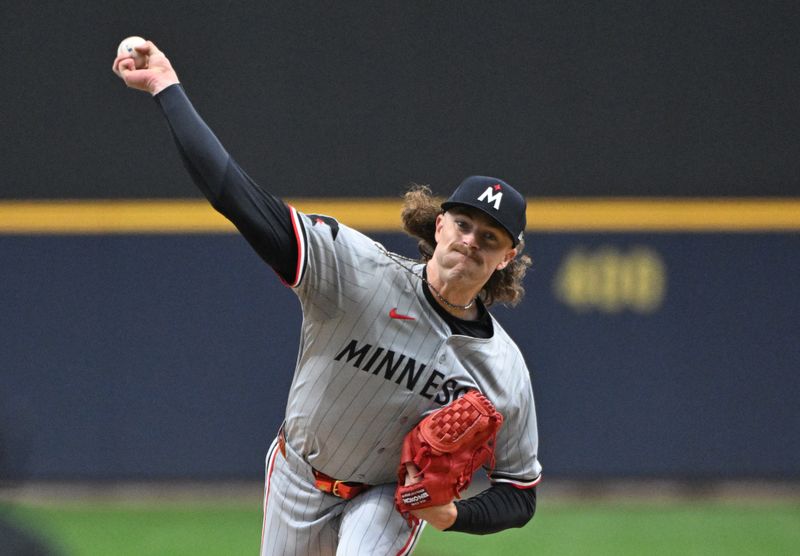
[451,244,481,262]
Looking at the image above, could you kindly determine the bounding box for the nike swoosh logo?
[389,308,415,321]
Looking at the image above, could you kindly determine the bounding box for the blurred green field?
[5,501,800,556]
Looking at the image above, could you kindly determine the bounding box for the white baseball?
[117,36,147,69]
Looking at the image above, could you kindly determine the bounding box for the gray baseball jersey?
[260,207,541,554]
[282,207,542,486]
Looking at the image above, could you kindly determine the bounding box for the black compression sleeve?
[153,84,298,283]
[447,484,536,535]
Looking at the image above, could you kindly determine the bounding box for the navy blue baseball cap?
[441,176,527,246]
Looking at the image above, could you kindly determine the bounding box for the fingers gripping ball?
[395,390,503,518]
[117,36,147,69]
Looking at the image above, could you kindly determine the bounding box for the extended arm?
[113,41,298,283]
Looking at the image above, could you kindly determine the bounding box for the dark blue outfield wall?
[1,232,799,480]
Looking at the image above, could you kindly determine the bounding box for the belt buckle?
[332,480,343,498]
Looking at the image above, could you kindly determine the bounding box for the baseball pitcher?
[113,40,542,556]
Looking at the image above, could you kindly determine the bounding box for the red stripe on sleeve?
[286,205,305,287]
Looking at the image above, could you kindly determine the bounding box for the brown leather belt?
[278,430,371,500]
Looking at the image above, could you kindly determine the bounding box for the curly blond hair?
[400,184,531,307]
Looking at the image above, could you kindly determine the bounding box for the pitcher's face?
[432,208,517,287]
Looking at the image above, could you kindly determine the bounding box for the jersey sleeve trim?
[489,473,542,490]
[285,205,307,288]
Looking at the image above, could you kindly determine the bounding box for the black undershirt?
[449,482,537,534]
[154,83,537,534]
[421,267,494,339]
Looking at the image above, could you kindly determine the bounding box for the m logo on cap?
[477,184,503,210]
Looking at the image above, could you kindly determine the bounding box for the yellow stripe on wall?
[0,198,799,234]
[526,199,800,231]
